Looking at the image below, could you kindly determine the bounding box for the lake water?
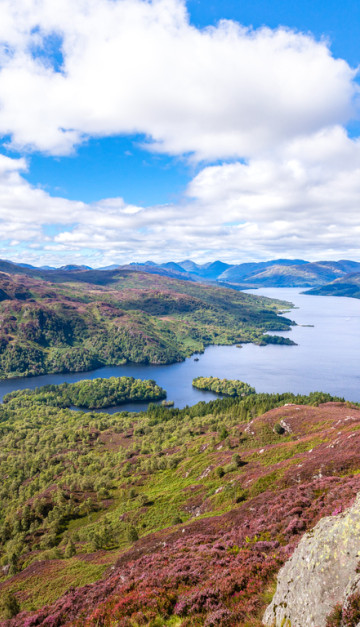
[1,288,359,410]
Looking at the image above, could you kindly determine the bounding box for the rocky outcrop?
[263,493,360,627]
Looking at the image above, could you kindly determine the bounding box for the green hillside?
[0,269,294,379]
[305,272,360,299]
[0,379,358,626]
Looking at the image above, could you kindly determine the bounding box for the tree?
[1,592,20,619]
[219,427,228,441]
[64,539,76,558]
[127,526,138,543]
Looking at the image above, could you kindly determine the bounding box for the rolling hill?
[0,268,294,379]
[305,272,360,299]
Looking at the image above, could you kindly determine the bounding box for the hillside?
[305,272,360,299]
[0,269,294,379]
[1,386,360,625]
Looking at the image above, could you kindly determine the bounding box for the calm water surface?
[1,288,359,409]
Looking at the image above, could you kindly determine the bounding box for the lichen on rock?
[263,493,360,627]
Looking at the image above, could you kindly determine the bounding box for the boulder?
[263,493,360,626]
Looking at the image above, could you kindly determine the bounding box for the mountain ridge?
[2,257,360,294]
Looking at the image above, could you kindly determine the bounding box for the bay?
[0,288,359,409]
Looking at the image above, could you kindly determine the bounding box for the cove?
[0,288,359,410]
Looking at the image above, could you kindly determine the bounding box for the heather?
[0,269,294,378]
[326,594,360,626]
[1,386,360,624]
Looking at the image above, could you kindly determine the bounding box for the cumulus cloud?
[1,126,360,264]
[0,0,359,264]
[0,0,357,159]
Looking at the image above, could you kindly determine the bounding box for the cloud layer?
[0,0,357,159]
[1,126,360,265]
[0,0,359,264]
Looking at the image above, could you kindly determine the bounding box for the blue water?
[1,288,359,409]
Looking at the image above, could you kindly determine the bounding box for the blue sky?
[0,0,359,266]
[17,0,360,206]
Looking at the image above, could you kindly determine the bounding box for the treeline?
[3,377,166,409]
[192,376,255,397]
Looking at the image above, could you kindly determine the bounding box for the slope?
[1,390,359,625]
[0,269,294,378]
[305,272,360,299]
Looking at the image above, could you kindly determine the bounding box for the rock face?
[263,494,360,627]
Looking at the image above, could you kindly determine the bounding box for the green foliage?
[193,376,255,397]
[219,426,229,441]
[1,592,20,618]
[4,376,166,410]
[127,526,139,543]
[232,453,242,468]
[64,539,76,558]
[0,269,294,378]
[0,382,347,616]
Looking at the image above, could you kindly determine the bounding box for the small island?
[161,399,174,407]
[3,376,167,410]
[192,376,255,397]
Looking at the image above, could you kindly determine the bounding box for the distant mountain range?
[1,258,360,295]
[124,259,360,289]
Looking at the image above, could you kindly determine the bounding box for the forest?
[0,268,295,378]
[3,377,166,409]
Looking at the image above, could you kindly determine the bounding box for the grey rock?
[263,493,360,626]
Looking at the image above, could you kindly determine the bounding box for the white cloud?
[0,0,357,159]
[0,0,359,264]
[0,126,360,264]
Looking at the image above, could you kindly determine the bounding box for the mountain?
[0,259,39,276]
[16,263,36,269]
[159,261,188,273]
[218,259,308,284]
[197,260,232,279]
[178,259,201,273]
[98,263,122,270]
[2,257,360,290]
[120,259,308,284]
[123,263,196,281]
[305,272,360,298]
[224,260,360,288]
[240,262,340,287]
[2,391,360,625]
[58,264,92,271]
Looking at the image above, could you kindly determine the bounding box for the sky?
[0,0,360,267]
